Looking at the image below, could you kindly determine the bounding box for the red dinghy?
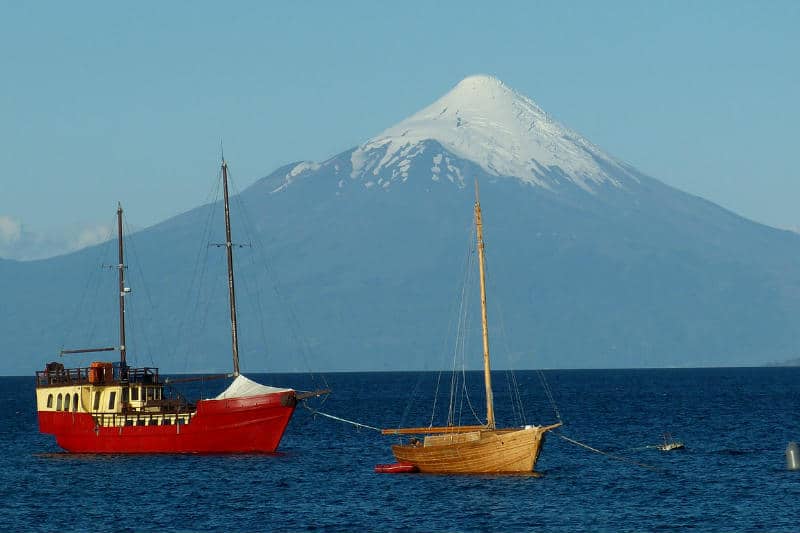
[374,462,419,473]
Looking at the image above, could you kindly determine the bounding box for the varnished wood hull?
[390,424,560,474]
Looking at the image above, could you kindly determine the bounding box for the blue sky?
[1,1,798,259]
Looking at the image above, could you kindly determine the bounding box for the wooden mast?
[221,158,241,377]
[116,203,127,376]
[474,180,495,430]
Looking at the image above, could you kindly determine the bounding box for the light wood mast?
[474,180,495,430]
[381,179,561,474]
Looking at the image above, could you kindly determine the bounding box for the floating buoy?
[786,442,799,470]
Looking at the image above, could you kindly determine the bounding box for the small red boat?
[374,462,419,473]
[36,157,325,453]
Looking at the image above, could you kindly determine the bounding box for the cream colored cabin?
[36,366,193,427]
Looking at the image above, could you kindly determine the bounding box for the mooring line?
[557,434,664,473]
[302,403,382,432]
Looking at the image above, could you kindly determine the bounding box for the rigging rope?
[452,236,476,426]
[460,365,484,426]
[301,403,382,432]
[429,226,473,428]
[223,171,331,393]
[398,371,426,430]
[556,433,663,473]
[444,231,475,427]
[537,369,562,423]
[228,172,276,372]
[173,171,221,371]
[123,212,162,368]
[62,220,115,356]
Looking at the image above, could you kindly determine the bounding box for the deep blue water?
[2,368,800,532]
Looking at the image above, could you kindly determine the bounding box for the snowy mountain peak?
[350,75,636,192]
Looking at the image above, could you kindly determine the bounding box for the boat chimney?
[787,442,800,470]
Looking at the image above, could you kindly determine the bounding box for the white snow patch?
[289,161,321,177]
[271,161,322,193]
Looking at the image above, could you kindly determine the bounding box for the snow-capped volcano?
[348,74,637,192]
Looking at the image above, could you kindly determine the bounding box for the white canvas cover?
[214,374,292,400]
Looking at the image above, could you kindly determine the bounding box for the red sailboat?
[36,157,322,453]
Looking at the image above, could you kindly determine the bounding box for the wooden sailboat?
[381,182,561,473]
[35,157,323,453]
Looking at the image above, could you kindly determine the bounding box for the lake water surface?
[1,368,798,532]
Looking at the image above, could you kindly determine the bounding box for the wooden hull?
[390,424,560,474]
[38,390,296,454]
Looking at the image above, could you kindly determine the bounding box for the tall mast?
[221,158,241,376]
[116,203,127,375]
[474,180,495,430]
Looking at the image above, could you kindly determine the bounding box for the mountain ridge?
[2,76,800,375]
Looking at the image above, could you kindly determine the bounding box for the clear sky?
[1,1,798,259]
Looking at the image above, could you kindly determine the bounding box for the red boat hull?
[38,390,296,453]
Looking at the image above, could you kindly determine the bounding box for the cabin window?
[122,388,129,404]
[131,387,139,401]
[146,388,154,401]
[108,391,117,410]
[93,391,101,411]
[156,388,162,400]
[46,394,53,408]
[64,394,71,411]
[56,394,62,411]
[73,393,78,412]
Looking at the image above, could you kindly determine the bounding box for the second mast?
[221,159,241,376]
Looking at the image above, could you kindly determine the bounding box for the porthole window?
[64,394,71,411]
[46,394,53,409]
[73,393,78,412]
[108,391,117,410]
[56,394,62,411]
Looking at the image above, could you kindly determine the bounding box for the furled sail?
[215,374,292,400]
